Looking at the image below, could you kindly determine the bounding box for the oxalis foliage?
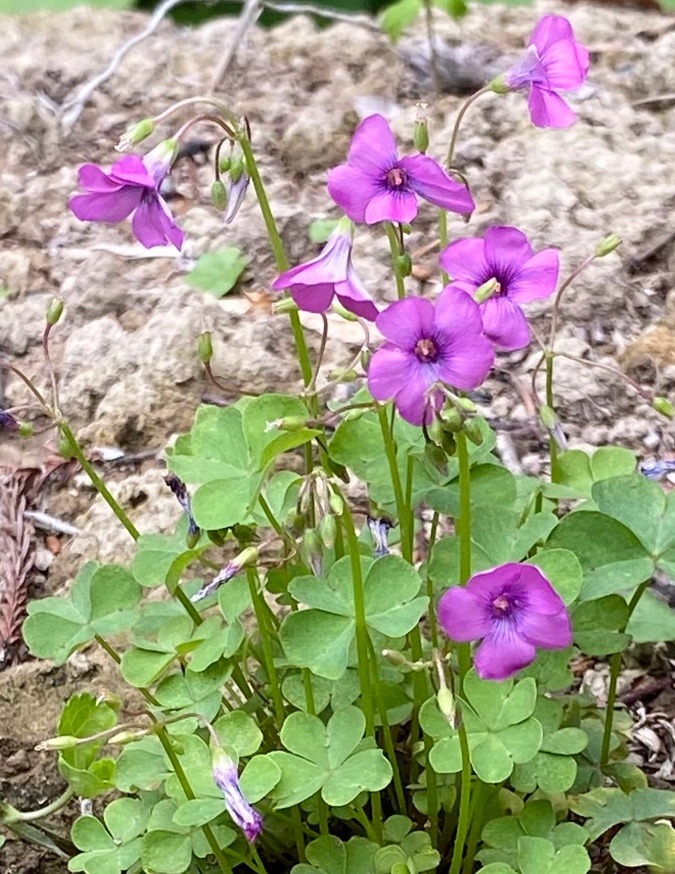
[3,12,675,874]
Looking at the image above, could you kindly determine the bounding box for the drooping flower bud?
[396,253,412,277]
[197,331,213,365]
[164,474,199,544]
[272,298,299,315]
[143,139,179,187]
[212,748,263,843]
[319,513,336,549]
[488,74,510,94]
[211,180,228,211]
[653,396,674,419]
[596,234,622,257]
[19,422,34,438]
[116,118,155,152]
[367,517,392,557]
[436,687,456,728]
[224,157,249,225]
[191,547,259,602]
[413,103,429,154]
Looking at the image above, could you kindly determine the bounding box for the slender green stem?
[368,638,407,813]
[404,454,415,562]
[238,136,312,387]
[600,580,650,767]
[351,803,379,842]
[424,735,440,846]
[291,807,307,863]
[462,781,486,874]
[377,405,407,549]
[545,353,559,482]
[60,420,139,541]
[446,85,492,166]
[247,568,285,726]
[439,211,449,284]
[449,430,474,874]
[385,222,406,300]
[426,512,440,649]
[249,843,269,874]
[10,788,75,823]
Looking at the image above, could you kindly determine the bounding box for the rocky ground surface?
[1,1,674,869]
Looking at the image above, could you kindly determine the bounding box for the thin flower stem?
[405,455,415,562]
[237,136,313,387]
[351,803,379,842]
[10,788,75,823]
[461,780,486,874]
[367,637,407,813]
[249,843,269,874]
[42,323,61,413]
[426,512,440,649]
[549,253,597,348]
[600,579,650,767]
[424,735,440,845]
[439,211,449,285]
[246,568,285,726]
[60,420,140,541]
[446,86,493,166]
[545,353,559,482]
[554,350,653,402]
[2,362,51,414]
[377,405,408,550]
[449,430,474,874]
[385,222,407,300]
[307,315,329,393]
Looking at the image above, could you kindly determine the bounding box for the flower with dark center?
[69,140,184,250]
[438,562,572,681]
[367,287,494,426]
[328,114,474,225]
[440,226,559,351]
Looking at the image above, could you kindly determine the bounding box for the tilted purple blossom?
[271,217,378,321]
[164,474,198,538]
[503,15,590,129]
[368,517,392,557]
[224,171,249,225]
[69,139,184,250]
[191,546,258,603]
[212,748,263,843]
[640,460,675,481]
[327,114,474,225]
[0,411,20,432]
[440,226,559,351]
[367,287,494,426]
[438,562,572,681]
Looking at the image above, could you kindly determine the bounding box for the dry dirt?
[1,1,675,870]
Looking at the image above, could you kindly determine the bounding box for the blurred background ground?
[0,0,674,869]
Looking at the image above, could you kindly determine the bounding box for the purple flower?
[368,287,494,426]
[212,748,263,843]
[438,563,572,681]
[0,411,20,432]
[440,226,559,351]
[69,140,184,250]
[224,168,249,225]
[271,217,378,321]
[191,546,258,603]
[503,15,590,129]
[368,517,392,557]
[164,474,198,538]
[327,114,474,225]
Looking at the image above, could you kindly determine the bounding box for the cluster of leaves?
[16,394,675,873]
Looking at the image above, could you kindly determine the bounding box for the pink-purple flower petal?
[364,189,418,225]
[289,283,336,314]
[400,154,475,215]
[530,14,576,54]
[506,248,560,302]
[437,586,493,641]
[375,296,435,349]
[439,237,489,284]
[474,627,537,681]
[541,39,590,90]
[109,154,156,188]
[69,188,142,224]
[326,165,379,224]
[480,296,531,351]
[347,114,399,176]
[529,86,578,128]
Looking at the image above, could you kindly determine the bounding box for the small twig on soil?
[632,93,675,109]
[0,473,35,666]
[58,0,188,131]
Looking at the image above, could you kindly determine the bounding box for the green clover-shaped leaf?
[291,835,379,874]
[280,555,427,680]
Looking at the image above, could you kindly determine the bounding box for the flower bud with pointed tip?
[212,748,263,843]
[109,729,150,745]
[436,687,456,727]
[218,155,231,174]
[198,331,213,365]
[539,404,558,431]
[116,118,155,152]
[457,396,477,413]
[596,234,621,257]
[654,396,674,419]
[489,73,510,94]
[319,514,336,549]
[272,298,299,315]
[332,300,359,322]
[396,253,412,277]
[328,490,344,517]
[382,648,408,667]
[46,298,64,326]
[413,105,429,154]
[439,407,463,433]
[276,416,309,432]
[19,422,34,438]
[36,735,80,751]
[464,418,484,446]
[360,349,371,371]
[211,180,228,211]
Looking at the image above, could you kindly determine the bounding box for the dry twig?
[0,472,36,666]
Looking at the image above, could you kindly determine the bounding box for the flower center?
[387,167,407,188]
[491,594,513,617]
[415,338,438,362]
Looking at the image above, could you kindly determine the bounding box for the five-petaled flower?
[328,114,474,225]
[272,217,378,320]
[212,748,263,843]
[438,562,572,681]
[440,226,559,351]
[501,15,589,129]
[367,287,494,426]
[69,140,184,250]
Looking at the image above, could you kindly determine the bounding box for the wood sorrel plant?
[4,12,675,874]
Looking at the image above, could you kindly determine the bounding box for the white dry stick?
[59,0,188,132]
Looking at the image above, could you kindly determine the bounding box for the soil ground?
[1,1,674,870]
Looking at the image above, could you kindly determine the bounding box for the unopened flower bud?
[473,277,499,304]
[425,441,448,471]
[653,396,674,419]
[211,180,228,211]
[0,411,20,433]
[464,418,484,446]
[396,253,412,277]
[440,430,457,456]
[46,298,64,326]
[436,687,456,727]
[413,104,429,154]
[218,155,232,174]
[344,407,366,422]
[191,546,259,602]
[224,165,249,225]
[229,157,245,184]
[273,297,299,315]
[360,349,372,371]
[440,407,463,433]
[457,396,477,413]
[19,422,34,438]
[276,416,309,432]
[198,331,213,364]
[596,234,621,257]
[116,118,155,152]
[186,528,201,549]
[36,735,80,751]
[58,437,75,460]
[108,729,149,745]
[382,648,408,666]
[328,490,344,517]
[319,514,336,549]
[539,404,558,431]
[332,300,359,321]
[400,224,412,235]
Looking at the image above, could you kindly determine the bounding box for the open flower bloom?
[327,114,474,225]
[69,140,184,250]
[367,288,494,426]
[440,226,559,351]
[271,217,378,320]
[438,563,572,681]
[212,748,263,843]
[502,15,589,128]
